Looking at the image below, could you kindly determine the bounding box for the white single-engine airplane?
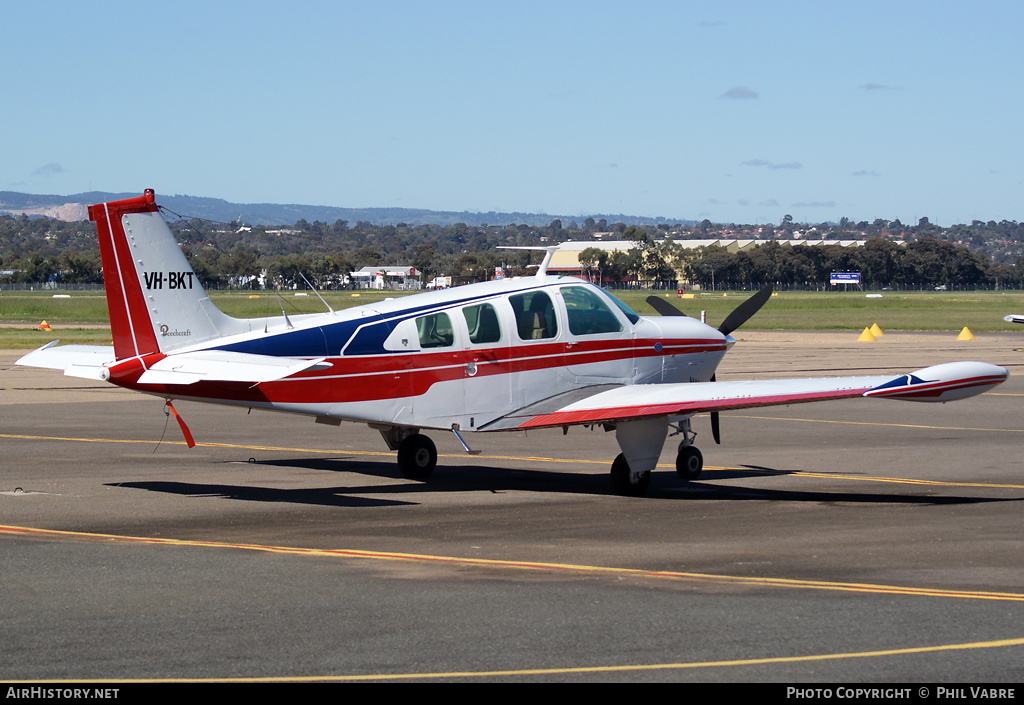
[1004,314,1024,325]
[17,191,1010,495]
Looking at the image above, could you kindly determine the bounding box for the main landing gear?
[397,433,437,479]
[608,442,704,496]
[609,417,704,496]
[377,426,438,480]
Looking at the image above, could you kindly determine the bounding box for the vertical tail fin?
[89,190,242,360]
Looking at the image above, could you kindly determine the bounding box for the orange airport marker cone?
[956,327,975,341]
[869,323,884,337]
[37,320,52,331]
[857,327,877,342]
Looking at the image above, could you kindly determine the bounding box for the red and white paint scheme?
[18,191,1009,495]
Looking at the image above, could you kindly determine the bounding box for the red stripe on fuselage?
[110,337,727,405]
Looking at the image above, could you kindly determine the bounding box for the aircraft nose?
[725,333,736,350]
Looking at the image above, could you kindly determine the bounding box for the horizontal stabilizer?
[137,350,328,385]
[16,342,115,381]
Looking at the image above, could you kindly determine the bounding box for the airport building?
[549,238,868,286]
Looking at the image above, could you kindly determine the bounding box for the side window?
[509,291,558,340]
[561,286,623,336]
[415,312,454,348]
[463,303,502,344]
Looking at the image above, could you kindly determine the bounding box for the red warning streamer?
[165,401,196,448]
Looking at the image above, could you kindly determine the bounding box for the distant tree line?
[674,238,1017,290]
[2,211,1023,290]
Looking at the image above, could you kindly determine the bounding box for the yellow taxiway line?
[3,522,1024,682]
[8,635,1024,683]
[3,430,1024,491]
[4,523,1024,604]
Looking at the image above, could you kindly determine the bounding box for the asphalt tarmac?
[1,331,1023,683]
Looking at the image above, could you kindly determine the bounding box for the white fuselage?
[115,277,728,432]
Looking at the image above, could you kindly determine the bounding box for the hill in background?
[0,190,686,228]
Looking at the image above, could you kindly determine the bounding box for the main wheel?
[676,445,703,480]
[610,453,650,496]
[397,434,437,479]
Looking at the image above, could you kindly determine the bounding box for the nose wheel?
[676,444,703,480]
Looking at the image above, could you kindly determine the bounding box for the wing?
[17,342,327,385]
[494,362,1007,430]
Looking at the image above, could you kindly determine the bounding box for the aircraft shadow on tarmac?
[107,457,1021,508]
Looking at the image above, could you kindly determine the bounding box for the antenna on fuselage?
[298,272,335,314]
[497,246,560,278]
[273,293,295,330]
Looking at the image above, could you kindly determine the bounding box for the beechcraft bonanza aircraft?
[17,191,1010,495]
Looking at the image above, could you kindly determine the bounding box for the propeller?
[645,295,689,317]
[647,285,774,445]
[645,284,773,332]
[716,284,774,335]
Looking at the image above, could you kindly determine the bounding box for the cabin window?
[463,303,502,344]
[509,291,558,340]
[561,286,624,335]
[415,312,455,348]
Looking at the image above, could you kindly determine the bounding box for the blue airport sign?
[830,271,861,285]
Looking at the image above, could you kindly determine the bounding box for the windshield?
[601,289,640,325]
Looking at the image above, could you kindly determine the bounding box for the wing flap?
[137,350,328,385]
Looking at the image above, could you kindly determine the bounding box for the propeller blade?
[709,372,721,444]
[645,296,688,317]
[717,284,773,335]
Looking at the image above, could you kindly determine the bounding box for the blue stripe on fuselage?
[209,284,549,357]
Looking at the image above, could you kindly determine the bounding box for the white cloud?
[743,159,802,170]
[32,163,65,178]
[720,86,759,100]
[792,201,836,208]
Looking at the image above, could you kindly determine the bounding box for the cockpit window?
[561,286,624,335]
[463,303,502,344]
[416,312,454,348]
[509,291,558,340]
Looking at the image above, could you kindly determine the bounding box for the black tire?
[397,434,437,480]
[610,453,650,496]
[676,445,703,480]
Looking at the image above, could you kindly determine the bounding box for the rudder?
[90,189,241,360]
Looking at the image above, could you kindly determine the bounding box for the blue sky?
[4,1,1022,226]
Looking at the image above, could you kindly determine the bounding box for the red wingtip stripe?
[864,375,1007,398]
